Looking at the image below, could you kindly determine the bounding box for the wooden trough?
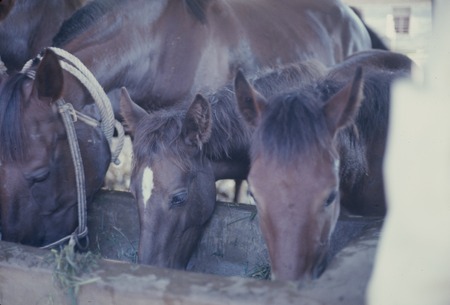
[0,190,382,304]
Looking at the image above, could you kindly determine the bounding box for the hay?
[247,264,271,280]
[48,239,100,305]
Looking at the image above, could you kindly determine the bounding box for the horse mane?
[185,0,209,24]
[0,73,27,162]
[252,60,327,97]
[53,0,210,47]
[204,85,251,160]
[52,0,124,47]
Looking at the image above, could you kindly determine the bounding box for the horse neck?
[0,1,81,68]
[57,0,213,107]
[0,1,43,70]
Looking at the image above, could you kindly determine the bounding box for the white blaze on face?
[141,167,154,209]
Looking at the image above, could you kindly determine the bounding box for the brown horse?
[235,50,413,281]
[0,49,111,246]
[0,0,369,259]
[0,0,88,72]
[120,60,326,268]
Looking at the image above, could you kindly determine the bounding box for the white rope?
[40,99,89,250]
[48,47,124,164]
[21,48,124,164]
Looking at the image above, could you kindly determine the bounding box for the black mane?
[0,73,28,162]
[185,0,209,24]
[52,0,124,47]
[53,0,210,47]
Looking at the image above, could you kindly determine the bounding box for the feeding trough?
[0,190,382,304]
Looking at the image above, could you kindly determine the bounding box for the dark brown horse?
[0,0,370,260]
[0,0,88,72]
[0,49,111,246]
[235,50,413,281]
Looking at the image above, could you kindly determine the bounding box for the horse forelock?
[0,74,28,163]
[253,88,330,165]
[132,109,195,173]
[52,0,125,47]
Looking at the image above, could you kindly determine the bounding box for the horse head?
[0,49,110,246]
[120,88,216,268]
[235,68,364,281]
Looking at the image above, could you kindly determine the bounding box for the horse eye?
[170,190,188,208]
[325,190,338,207]
[27,168,50,184]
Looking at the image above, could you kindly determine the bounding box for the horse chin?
[138,224,202,270]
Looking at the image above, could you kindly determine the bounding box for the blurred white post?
[366,1,450,304]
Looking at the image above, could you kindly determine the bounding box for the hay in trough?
[48,239,100,305]
[247,264,271,280]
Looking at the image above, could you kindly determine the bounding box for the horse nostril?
[312,258,328,279]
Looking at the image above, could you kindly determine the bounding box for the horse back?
[216,0,371,70]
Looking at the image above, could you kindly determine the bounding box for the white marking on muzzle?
[142,167,154,209]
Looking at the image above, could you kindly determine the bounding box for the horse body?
[53,0,370,111]
[0,0,87,72]
[235,50,413,281]
[0,0,370,263]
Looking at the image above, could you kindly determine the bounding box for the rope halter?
[21,47,125,249]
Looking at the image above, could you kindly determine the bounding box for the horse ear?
[34,49,64,102]
[0,0,16,21]
[119,87,148,137]
[324,67,364,134]
[234,70,267,127]
[183,94,212,149]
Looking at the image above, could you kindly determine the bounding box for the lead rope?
[40,99,89,250]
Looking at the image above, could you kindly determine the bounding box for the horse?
[119,60,327,268]
[0,0,88,72]
[0,49,111,246]
[234,50,413,281]
[0,0,370,261]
